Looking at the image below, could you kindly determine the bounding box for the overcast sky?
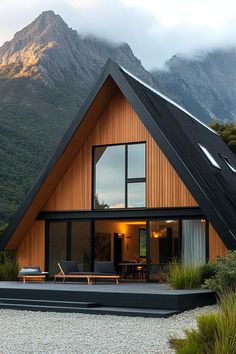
[1,0,236,69]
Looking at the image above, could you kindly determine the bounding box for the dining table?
[118,262,146,279]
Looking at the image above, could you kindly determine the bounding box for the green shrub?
[0,251,19,280]
[204,251,236,294]
[170,291,236,354]
[200,261,217,282]
[168,260,202,289]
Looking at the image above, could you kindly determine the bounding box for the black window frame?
[92,142,146,210]
[139,227,147,258]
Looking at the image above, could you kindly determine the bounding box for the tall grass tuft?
[0,251,19,281]
[168,259,202,289]
[214,291,236,353]
[170,291,236,354]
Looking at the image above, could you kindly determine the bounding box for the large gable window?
[94,143,146,209]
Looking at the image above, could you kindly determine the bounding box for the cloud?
[69,0,104,8]
[1,0,236,69]
[119,0,236,67]
[0,0,61,46]
[122,0,236,29]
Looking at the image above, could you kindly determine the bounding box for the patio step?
[0,301,179,317]
[0,283,216,317]
[0,298,100,308]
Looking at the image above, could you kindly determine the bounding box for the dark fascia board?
[0,60,118,250]
[38,207,204,221]
[1,59,236,250]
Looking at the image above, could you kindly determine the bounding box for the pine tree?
[210,121,236,155]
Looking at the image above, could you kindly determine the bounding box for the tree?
[210,121,236,155]
[0,224,8,237]
[94,194,109,209]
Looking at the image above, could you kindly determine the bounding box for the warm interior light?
[153,232,160,238]
[152,228,167,238]
[200,219,206,223]
[124,221,146,226]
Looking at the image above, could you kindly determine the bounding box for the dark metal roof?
[120,67,236,249]
[1,59,236,249]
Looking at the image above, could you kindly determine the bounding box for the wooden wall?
[16,220,45,271]
[43,90,197,211]
[209,223,228,260]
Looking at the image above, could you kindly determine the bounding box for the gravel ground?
[0,306,217,354]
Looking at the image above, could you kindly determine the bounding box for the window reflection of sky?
[96,145,125,208]
[128,143,145,178]
[95,143,146,208]
[128,182,145,207]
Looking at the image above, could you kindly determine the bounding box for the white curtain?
[182,220,206,264]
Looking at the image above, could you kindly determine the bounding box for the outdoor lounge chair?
[54,260,120,285]
[92,261,120,284]
[18,266,48,283]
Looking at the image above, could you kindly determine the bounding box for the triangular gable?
[43,89,198,211]
[1,59,236,250]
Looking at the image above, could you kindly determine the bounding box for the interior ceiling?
[96,220,179,226]
[123,221,146,226]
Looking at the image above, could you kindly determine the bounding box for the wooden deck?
[0,281,216,318]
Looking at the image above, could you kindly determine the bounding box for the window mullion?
[127,178,146,183]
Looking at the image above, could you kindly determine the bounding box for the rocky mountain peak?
[0,10,87,85]
[19,10,64,35]
[23,10,77,43]
[0,11,68,57]
[35,10,61,23]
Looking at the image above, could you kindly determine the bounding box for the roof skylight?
[221,155,236,173]
[199,144,221,169]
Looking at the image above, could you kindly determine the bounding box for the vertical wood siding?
[43,91,197,210]
[16,220,45,271]
[209,223,228,259]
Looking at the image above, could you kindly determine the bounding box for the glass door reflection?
[148,220,179,281]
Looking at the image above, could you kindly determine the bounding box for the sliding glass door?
[46,218,207,279]
[71,222,90,271]
[48,222,67,276]
[47,221,91,276]
[149,220,180,264]
[148,219,206,270]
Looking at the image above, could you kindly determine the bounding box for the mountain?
[151,50,236,123]
[0,11,153,226]
[0,11,100,87]
[83,35,154,86]
[1,10,236,227]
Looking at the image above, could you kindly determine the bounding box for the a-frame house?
[1,59,235,279]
